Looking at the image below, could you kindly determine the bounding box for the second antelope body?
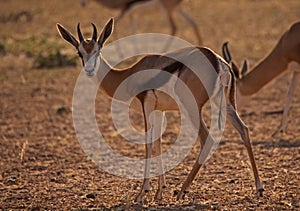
[57,18,263,202]
[222,22,300,138]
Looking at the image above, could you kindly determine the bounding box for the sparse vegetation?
[2,36,77,68]
[0,10,32,23]
[4,36,60,57]
[33,50,77,69]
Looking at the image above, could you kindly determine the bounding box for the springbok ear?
[241,59,248,76]
[231,62,240,79]
[98,18,114,48]
[222,41,232,63]
[57,24,79,48]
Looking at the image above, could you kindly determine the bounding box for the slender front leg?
[135,117,152,202]
[227,104,264,197]
[178,9,202,45]
[158,5,177,52]
[151,111,166,201]
[165,10,176,36]
[135,131,152,203]
[273,71,299,137]
[135,93,156,203]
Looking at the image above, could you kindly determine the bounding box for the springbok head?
[222,42,248,79]
[57,18,114,76]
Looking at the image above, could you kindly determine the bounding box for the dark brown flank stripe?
[136,60,183,103]
[147,47,221,89]
[197,47,220,74]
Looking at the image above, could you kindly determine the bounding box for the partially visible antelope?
[57,18,263,202]
[80,0,202,45]
[222,22,300,138]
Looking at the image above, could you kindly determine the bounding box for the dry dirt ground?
[0,0,300,210]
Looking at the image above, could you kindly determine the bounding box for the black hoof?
[173,189,179,196]
[176,193,185,201]
[258,188,264,197]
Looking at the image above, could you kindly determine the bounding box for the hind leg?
[227,104,264,196]
[177,118,209,200]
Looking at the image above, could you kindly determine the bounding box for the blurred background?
[1,0,299,70]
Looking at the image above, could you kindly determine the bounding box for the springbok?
[57,18,263,202]
[222,22,300,137]
[80,0,202,44]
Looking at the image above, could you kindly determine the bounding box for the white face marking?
[78,42,100,77]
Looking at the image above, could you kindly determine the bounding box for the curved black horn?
[77,23,84,42]
[91,23,97,42]
[222,41,232,63]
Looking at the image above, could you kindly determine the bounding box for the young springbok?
[57,18,263,202]
[80,0,202,44]
[222,22,300,137]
